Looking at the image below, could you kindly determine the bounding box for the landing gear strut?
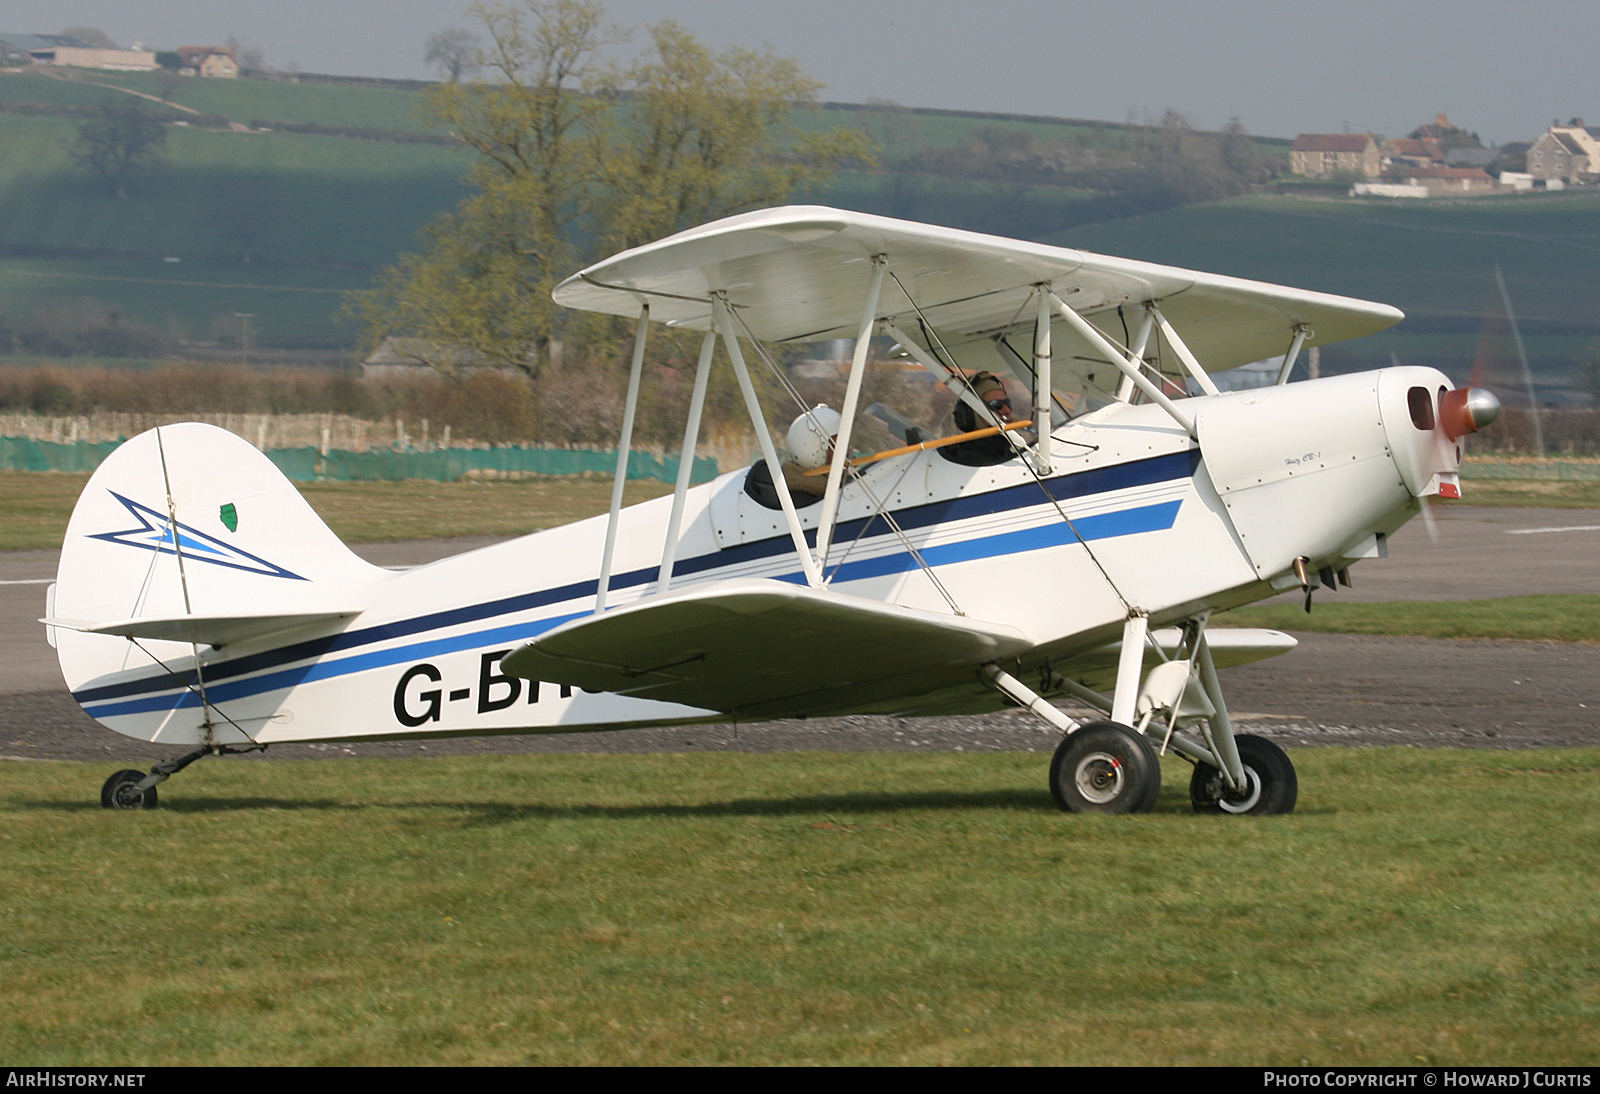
[988,611,1300,818]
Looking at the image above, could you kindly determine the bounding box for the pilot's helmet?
[953,372,1011,432]
[787,405,842,469]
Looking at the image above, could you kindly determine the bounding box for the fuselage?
[61,366,1457,747]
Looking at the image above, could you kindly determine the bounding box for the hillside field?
[1056,193,1600,393]
[0,67,1595,390]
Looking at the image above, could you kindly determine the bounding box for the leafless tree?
[72,98,168,198]
[424,27,479,83]
[226,34,268,74]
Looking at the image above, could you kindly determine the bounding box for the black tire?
[1049,721,1162,814]
[1190,733,1297,815]
[101,769,158,810]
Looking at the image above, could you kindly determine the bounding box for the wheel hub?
[1074,752,1125,805]
[1217,765,1263,814]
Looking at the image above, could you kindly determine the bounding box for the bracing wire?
[153,427,235,744]
[889,276,1134,612]
[727,301,961,611]
[126,636,258,744]
[839,470,964,615]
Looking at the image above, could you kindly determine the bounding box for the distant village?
[2,31,1593,201]
[1291,114,1595,197]
[0,32,239,79]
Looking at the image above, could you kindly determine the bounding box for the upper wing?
[500,577,1033,720]
[552,205,1402,373]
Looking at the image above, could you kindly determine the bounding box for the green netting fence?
[0,436,720,485]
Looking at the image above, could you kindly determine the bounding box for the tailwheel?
[1049,721,1162,814]
[101,769,158,810]
[97,746,247,810]
[1190,733,1297,815]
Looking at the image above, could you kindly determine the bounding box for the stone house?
[1527,121,1600,183]
[175,46,239,78]
[1290,134,1381,178]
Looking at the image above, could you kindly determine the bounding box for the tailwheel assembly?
[101,769,158,810]
[98,744,264,810]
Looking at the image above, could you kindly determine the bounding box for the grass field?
[1448,479,1600,508]
[1223,594,1600,643]
[1054,192,1600,382]
[0,255,377,350]
[3,470,1597,551]
[0,107,469,346]
[6,67,1598,361]
[0,115,469,265]
[0,472,674,549]
[2,748,1597,1065]
[68,69,442,134]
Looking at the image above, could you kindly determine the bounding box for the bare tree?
[72,98,168,198]
[225,34,267,74]
[424,26,479,82]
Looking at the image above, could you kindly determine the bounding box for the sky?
[9,0,1595,144]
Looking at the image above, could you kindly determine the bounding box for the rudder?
[50,424,381,738]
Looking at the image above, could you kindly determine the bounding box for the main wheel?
[1049,721,1162,814]
[1190,733,1296,815]
[101,769,158,810]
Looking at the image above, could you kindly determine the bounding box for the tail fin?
[51,424,381,721]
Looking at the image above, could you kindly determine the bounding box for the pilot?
[744,404,840,508]
[783,405,842,497]
[941,372,1026,466]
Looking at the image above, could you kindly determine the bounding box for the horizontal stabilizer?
[501,578,1032,719]
[44,611,358,648]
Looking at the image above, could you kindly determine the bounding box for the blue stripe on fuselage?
[75,449,1197,710]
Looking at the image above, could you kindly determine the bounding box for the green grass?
[0,70,120,108]
[0,472,94,549]
[2,748,1598,1064]
[0,256,377,349]
[0,113,469,344]
[296,477,674,542]
[0,472,675,549]
[2,470,1595,552]
[78,70,443,133]
[1224,594,1600,643]
[0,68,442,133]
[1446,479,1600,508]
[6,68,1598,363]
[0,118,469,266]
[1053,192,1600,319]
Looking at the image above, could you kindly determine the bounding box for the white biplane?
[46,206,1499,814]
